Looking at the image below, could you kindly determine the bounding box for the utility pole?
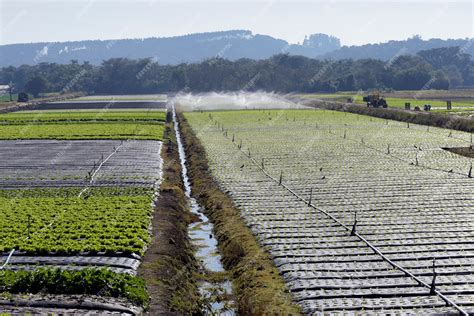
[8,82,14,102]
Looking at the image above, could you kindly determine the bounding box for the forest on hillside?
[1,46,473,95]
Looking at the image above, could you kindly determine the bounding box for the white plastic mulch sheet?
[186,110,474,315]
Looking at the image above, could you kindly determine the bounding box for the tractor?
[363,92,388,108]
[17,92,29,102]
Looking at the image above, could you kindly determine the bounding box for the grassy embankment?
[138,113,201,314]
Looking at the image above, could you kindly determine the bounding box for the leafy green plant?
[0,268,149,307]
[0,187,155,255]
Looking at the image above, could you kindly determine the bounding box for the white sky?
[0,0,473,46]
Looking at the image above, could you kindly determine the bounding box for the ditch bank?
[298,97,474,133]
[138,114,201,314]
[173,106,235,314]
[177,112,301,315]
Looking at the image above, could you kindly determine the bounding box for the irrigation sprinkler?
[415,152,419,166]
[261,158,264,169]
[248,148,251,157]
[350,211,357,236]
[430,259,437,295]
[387,144,390,155]
[279,171,283,185]
[308,188,313,206]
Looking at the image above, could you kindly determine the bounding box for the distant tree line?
[1,46,474,95]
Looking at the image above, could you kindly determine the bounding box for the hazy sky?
[0,0,473,46]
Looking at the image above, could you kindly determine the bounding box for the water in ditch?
[172,106,235,315]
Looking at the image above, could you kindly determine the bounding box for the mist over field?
[172,91,306,111]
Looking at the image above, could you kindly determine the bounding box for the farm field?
[0,110,165,140]
[0,187,153,255]
[0,109,166,122]
[0,140,162,188]
[185,109,474,314]
[38,97,168,110]
[75,94,168,101]
[0,107,165,313]
[300,91,474,116]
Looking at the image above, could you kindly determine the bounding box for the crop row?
[0,140,163,188]
[185,109,474,314]
[0,110,165,140]
[0,187,154,256]
[0,122,164,140]
[0,109,166,123]
[0,268,149,307]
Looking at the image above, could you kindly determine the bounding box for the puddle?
[172,106,235,315]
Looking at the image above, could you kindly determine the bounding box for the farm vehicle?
[363,93,388,108]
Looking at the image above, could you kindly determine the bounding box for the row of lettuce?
[0,109,167,310]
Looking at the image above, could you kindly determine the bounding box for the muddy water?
[172,106,235,315]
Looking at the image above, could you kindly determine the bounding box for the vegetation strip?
[0,110,165,140]
[138,116,201,314]
[177,112,301,315]
[0,268,149,308]
[0,187,154,255]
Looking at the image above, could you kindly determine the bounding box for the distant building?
[0,85,10,95]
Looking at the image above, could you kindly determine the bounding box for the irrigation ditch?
[173,106,236,314]
[176,111,301,315]
[139,108,239,315]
